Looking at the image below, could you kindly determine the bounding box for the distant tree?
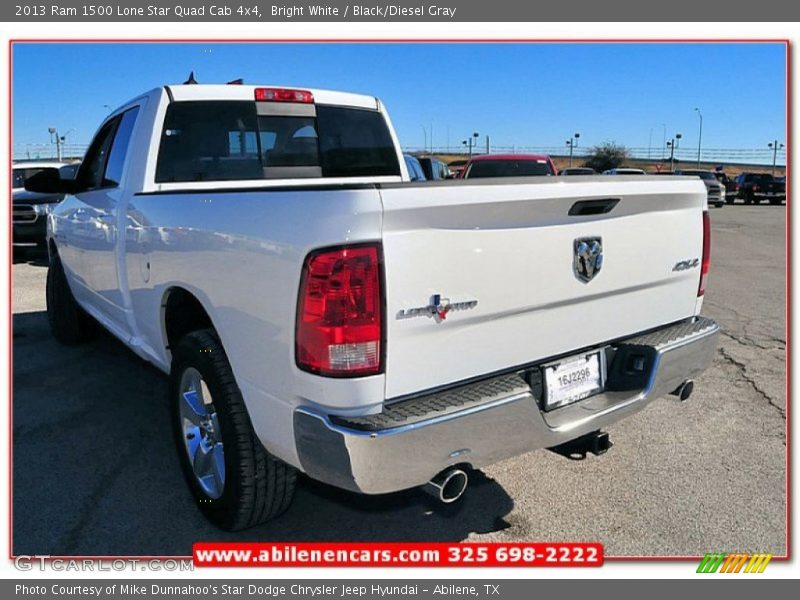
[583,142,630,172]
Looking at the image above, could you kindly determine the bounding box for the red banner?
[193,542,603,567]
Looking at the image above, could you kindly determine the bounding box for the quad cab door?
[60,105,141,334]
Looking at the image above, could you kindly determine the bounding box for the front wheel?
[170,328,297,530]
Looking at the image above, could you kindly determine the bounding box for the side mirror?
[24,168,78,194]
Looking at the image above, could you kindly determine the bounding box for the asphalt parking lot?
[11,204,787,558]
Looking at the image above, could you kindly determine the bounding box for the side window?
[77,118,119,190]
[103,107,140,187]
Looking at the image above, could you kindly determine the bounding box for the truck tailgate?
[379,176,708,399]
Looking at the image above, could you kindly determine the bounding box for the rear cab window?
[466,159,554,178]
[155,100,400,183]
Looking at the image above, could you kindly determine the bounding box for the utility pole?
[565,132,580,167]
[768,140,784,175]
[694,108,703,167]
[485,135,490,154]
[667,133,682,171]
[463,132,478,157]
[48,127,62,161]
[648,127,653,160]
[421,125,427,153]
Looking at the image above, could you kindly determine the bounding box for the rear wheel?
[726,197,735,205]
[46,253,94,344]
[744,197,753,205]
[170,328,296,530]
[769,198,783,205]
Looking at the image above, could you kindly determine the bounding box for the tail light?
[735,184,740,191]
[753,184,759,193]
[698,211,711,297]
[296,244,383,377]
[255,88,314,103]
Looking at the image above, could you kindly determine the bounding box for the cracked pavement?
[11,204,786,557]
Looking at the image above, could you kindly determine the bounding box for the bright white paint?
[49,85,709,470]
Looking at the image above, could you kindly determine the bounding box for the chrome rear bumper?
[294,317,719,494]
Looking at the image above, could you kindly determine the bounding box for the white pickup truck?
[26,83,719,531]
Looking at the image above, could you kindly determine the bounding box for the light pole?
[694,108,703,167]
[463,132,479,157]
[565,132,580,167]
[667,133,682,171]
[420,125,427,153]
[768,140,784,176]
[48,127,62,161]
[648,127,653,160]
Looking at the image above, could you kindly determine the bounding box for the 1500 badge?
[397,294,478,321]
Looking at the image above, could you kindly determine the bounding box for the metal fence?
[12,142,787,168]
[402,145,787,167]
[12,143,89,161]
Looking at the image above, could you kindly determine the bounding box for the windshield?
[466,159,553,178]
[155,101,400,183]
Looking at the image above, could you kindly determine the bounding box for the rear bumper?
[294,316,719,494]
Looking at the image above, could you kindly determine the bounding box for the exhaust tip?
[424,468,469,504]
[671,379,695,401]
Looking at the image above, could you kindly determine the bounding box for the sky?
[12,42,787,162]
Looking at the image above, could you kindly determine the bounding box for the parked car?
[734,172,785,205]
[675,169,725,208]
[403,154,427,181]
[417,156,452,180]
[460,154,557,178]
[12,161,79,249]
[27,83,718,530]
[447,158,468,179]
[559,167,595,176]
[603,167,646,175]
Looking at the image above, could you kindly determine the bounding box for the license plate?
[542,351,605,410]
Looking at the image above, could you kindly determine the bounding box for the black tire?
[726,197,735,205]
[46,253,94,344]
[769,198,783,205]
[744,197,753,205]
[170,328,296,530]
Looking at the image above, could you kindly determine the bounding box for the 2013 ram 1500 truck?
[26,83,719,530]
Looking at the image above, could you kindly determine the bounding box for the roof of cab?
[164,84,380,110]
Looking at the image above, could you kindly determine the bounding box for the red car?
[458,153,558,178]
